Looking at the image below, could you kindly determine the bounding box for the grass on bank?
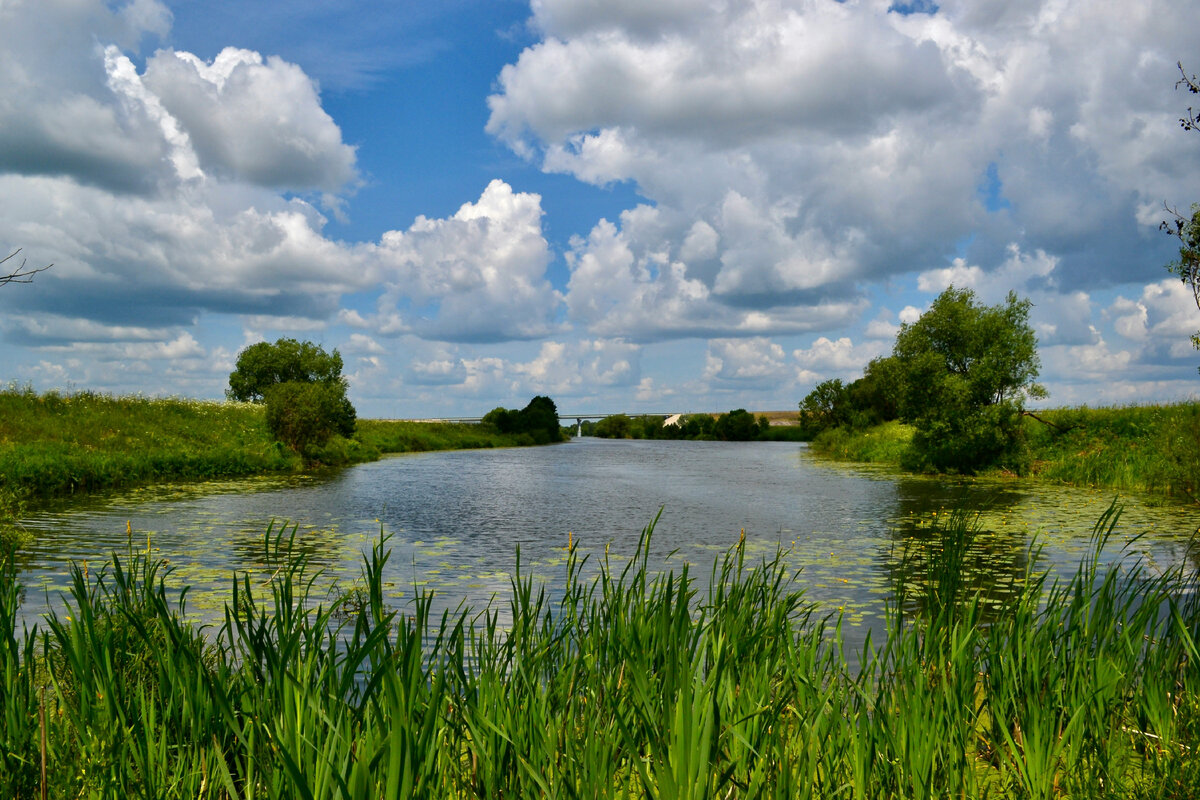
[810,401,1200,502]
[0,387,540,548]
[1,506,1197,798]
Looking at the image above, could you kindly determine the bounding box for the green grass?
[0,387,551,548]
[810,419,914,462]
[810,402,1200,503]
[355,418,533,453]
[2,506,1197,797]
[0,388,297,499]
[1022,403,1200,501]
[0,387,297,549]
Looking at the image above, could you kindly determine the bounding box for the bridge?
[405,412,684,437]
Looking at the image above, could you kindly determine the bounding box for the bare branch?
[0,249,53,286]
[1022,409,1078,434]
[1177,61,1200,132]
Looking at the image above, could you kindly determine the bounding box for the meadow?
[811,402,1200,504]
[1,507,1197,797]
[0,387,538,548]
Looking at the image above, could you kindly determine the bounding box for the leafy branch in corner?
[0,249,52,286]
[1159,62,1200,363]
[1160,202,1200,311]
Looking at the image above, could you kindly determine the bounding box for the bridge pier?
[576,418,583,437]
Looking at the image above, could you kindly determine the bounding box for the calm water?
[12,439,1200,638]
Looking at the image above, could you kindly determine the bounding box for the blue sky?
[0,0,1198,417]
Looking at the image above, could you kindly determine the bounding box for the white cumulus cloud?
[366,180,562,342]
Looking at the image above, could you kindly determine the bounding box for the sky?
[0,0,1198,418]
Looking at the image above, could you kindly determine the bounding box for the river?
[11,438,1200,640]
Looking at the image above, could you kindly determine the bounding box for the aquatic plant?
[0,507,1197,797]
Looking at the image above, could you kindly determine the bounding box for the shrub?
[481,396,564,444]
[264,381,355,456]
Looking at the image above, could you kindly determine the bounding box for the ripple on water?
[13,440,1200,645]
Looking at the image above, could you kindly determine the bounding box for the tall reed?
[1,506,1197,797]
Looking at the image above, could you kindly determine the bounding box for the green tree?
[517,395,564,444]
[594,414,632,439]
[482,406,518,433]
[482,396,565,444]
[847,356,903,427]
[680,414,716,439]
[228,338,356,449]
[799,379,850,436]
[228,338,346,403]
[633,415,667,439]
[263,381,354,455]
[1161,63,1200,369]
[714,409,768,441]
[893,287,1043,473]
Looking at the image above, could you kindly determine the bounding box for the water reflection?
[882,515,1031,623]
[884,479,1033,621]
[12,440,1200,646]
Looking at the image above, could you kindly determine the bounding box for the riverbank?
[0,387,536,546]
[2,508,1196,797]
[809,401,1200,503]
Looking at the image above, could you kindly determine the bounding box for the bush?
[481,396,564,444]
[901,401,1028,474]
[714,409,768,441]
[264,381,355,456]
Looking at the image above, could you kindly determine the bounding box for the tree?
[1161,62,1200,369]
[594,413,632,439]
[517,395,563,444]
[892,287,1043,473]
[680,413,716,439]
[228,338,346,402]
[263,381,354,455]
[799,379,850,436]
[482,406,518,433]
[1,249,51,285]
[228,338,356,450]
[714,408,768,441]
[846,356,903,427]
[481,396,565,444]
[632,415,667,439]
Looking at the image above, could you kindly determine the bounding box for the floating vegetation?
[2,506,1198,797]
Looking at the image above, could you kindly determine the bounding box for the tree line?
[227,340,569,455]
[582,409,784,441]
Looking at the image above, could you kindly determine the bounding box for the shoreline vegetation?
[0,387,554,549]
[576,409,808,442]
[808,402,1200,504]
[2,508,1197,796]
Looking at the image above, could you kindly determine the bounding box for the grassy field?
[1022,403,1200,501]
[0,387,542,548]
[0,389,295,499]
[810,402,1200,503]
[1,507,1196,797]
